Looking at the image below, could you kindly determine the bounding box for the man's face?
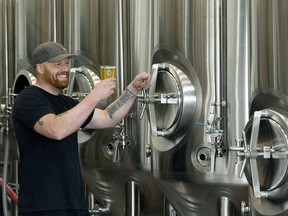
[42,58,71,89]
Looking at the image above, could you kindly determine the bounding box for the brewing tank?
[132,0,250,215]
[141,0,288,215]
[241,0,288,215]
[63,0,165,215]
[10,0,164,215]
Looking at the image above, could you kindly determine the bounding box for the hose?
[0,178,18,205]
[2,128,10,216]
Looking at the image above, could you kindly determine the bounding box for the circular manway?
[13,69,36,94]
[244,108,288,197]
[149,62,196,138]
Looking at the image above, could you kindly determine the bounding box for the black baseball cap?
[32,42,77,66]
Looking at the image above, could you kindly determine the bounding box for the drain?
[197,147,211,167]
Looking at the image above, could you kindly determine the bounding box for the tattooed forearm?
[107,88,136,118]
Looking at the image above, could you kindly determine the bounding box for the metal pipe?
[70,0,81,53]
[214,0,227,142]
[163,197,177,216]
[117,0,126,95]
[217,196,236,216]
[3,0,9,111]
[51,0,57,41]
[15,0,27,74]
[88,193,110,215]
[272,0,279,89]
[2,0,10,214]
[125,180,141,216]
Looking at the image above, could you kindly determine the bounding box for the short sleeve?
[13,89,55,130]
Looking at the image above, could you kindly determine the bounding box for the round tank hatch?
[154,69,180,133]
[65,66,101,144]
[243,108,288,200]
[13,69,36,94]
[66,66,101,103]
[148,63,196,138]
[143,62,197,152]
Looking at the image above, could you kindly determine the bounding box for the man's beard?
[43,67,69,90]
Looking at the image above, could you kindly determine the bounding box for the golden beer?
[100,65,116,79]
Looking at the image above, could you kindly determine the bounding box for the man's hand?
[130,72,151,92]
[92,77,117,101]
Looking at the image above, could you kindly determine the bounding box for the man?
[12,41,151,216]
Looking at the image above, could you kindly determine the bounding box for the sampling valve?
[1,88,14,131]
[198,102,226,173]
[109,121,131,162]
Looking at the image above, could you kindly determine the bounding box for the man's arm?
[85,72,151,129]
[34,78,117,140]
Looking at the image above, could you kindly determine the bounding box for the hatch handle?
[137,63,170,136]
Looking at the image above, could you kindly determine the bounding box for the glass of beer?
[100,65,116,80]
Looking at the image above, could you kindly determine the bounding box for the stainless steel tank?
[143,0,288,215]
[133,0,250,215]
[11,0,164,215]
[235,0,288,215]
[62,0,165,215]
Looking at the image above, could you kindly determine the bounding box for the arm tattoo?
[37,120,44,126]
[37,111,67,126]
[107,88,136,118]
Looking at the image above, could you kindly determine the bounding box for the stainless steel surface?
[245,0,288,215]
[1,0,288,215]
[144,0,248,215]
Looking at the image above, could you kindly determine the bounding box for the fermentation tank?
[136,0,249,215]
[64,1,165,215]
[131,0,288,215]
[239,0,288,215]
[1,0,288,215]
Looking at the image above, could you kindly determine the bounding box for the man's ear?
[35,64,44,75]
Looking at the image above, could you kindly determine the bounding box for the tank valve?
[241,201,250,216]
[198,103,226,173]
[145,144,151,157]
[106,123,130,163]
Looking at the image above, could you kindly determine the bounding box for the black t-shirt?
[12,85,94,213]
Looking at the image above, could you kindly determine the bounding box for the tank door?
[65,66,101,144]
[141,62,197,151]
[13,69,36,95]
[232,107,288,216]
[240,108,288,200]
[66,66,101,103]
